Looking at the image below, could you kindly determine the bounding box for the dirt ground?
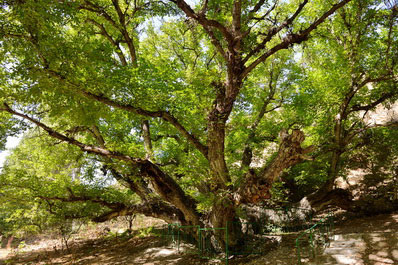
[1,212,398,265]
[245,212,398,265]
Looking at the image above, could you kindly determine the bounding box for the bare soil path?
[1,212,398,265]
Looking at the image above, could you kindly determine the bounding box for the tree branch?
[86,18,128,66]
[1,103,141,164]
[40,192,185,224]
[81,0,137,66]
[37,192,125,210]
[237,129,314,204]
[45,70,209,158]
[92,199,185,223]
[243,0,309,64]
[139,160,201,225]
[241,64,280,168]
[232,0,242,34]
[242,0,352,79]
[170,0,231,60]
[348,76,397,114]
[111,0,138,66]
[171,0,234,43]
[249,0,267,15]
[142,120,154,160]
[80,1,120,29]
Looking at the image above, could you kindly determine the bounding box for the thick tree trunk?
[209,196,243,250]
[207,118,230,187]
[140,160,202,226]
[237,129,314,204]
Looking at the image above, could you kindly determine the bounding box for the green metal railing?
[154,207,332,265]
[295,213,334,264]
[176,225,200,254]
[199,227,229,265]
[159,223,179,247]
[158,224,200,253]
[247,207,314,234]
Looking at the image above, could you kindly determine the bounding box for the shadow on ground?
[1,212,398,265]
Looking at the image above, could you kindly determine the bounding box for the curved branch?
[111,0,138,66]
[350,92,396,113]
[45,70,208,158]
[2,103,202,225]
[249,0,267,15]
[1,103,141,164]
[38,192,125,210]
[80,0,137,66]
[242,0,352,79]
[237,129,314,204]
[82,90,208,157]
[93,199,185,224]
[139,160,201,226]
[171,0,234,42]
[243,0,308,64]
[170,0,230,59]
[86,18,128,66]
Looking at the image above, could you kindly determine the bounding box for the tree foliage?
[0,0,397,245]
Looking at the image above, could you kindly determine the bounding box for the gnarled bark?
[93,199,185,224]
[302,188,354,212]
[140,160,202,226]
[237,129,314,204]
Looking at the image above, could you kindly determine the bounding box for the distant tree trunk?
[6,235,14,249]
[126,214,136,234]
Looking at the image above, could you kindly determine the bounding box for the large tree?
[3,0,396,247]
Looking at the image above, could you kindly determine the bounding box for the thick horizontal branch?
[341,75,397,116]
[38,191,125,211]
[45,70,208,158]
[1,103,201,226]
[39,192,185,224]
[350,92,396,113]
[96,94,206,156]
[1,103,142,164]
[92,199,185,224]
[80,91,208,157]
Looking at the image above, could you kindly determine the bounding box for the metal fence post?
[177,226,180,253]
[309,230,315,258]
[296,238,301,265]
[225,224,229,265]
